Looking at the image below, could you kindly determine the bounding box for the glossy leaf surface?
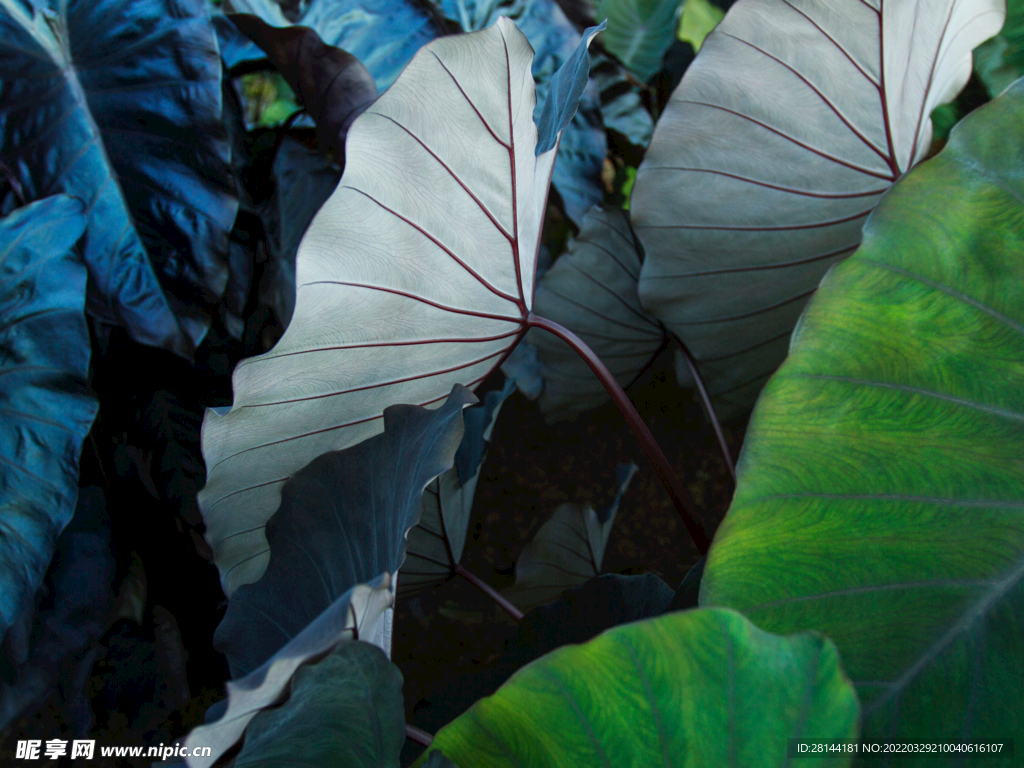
[200,19,564,595]
[529,206,665,420]
[214,387,475,677]
[702,79,1024,749]
[417,608,859,767]
[631,0,1004,413]
[0,196,97,640]
[0,0,237,356]
[226,0,446,90]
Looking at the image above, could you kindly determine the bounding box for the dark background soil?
[0,331,746,768]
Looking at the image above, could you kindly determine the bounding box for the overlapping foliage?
[0,0,1019,764]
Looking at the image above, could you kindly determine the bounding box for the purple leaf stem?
[528,313,711,554]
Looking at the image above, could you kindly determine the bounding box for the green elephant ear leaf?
[0,0,237,356]
[200,19,604,596]
[414,573,676,735]
[975,0,1024,98]
[701,78,1024,747]
[214,386,476,679]
[230,641,405,768]
[630,0,1005,414]
[185,575,393,768]
[528,206,665,421]
[402,379,515,598]
[416,608,859,767]
[0,196,98,640]
[596,0,681,82]
[503,463,637,612]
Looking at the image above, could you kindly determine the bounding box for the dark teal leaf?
[402,379,516,598]
[214,385,477,678]
[227,0,448,90]
[536,21,606,153]
[0,0,238,356]
[232,641,405,768]
[186,574,394,768]
[0,486,116,733]
[259,137,341,331]
[0,195,97,640]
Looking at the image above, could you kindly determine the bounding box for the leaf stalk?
[527,313,711,554]
[671,334,736,483]
[406,724,433,747]
[455,563,523,622]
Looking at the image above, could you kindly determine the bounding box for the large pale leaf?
[701,80,1024,750]
[631,0,1005,414]
[528,206,665,421]
[596,0,681,81]
[0,0,237,356]
[0,196,97,640]
[200,18,590,596]
[503,463,638,612]
[232,641,405,768]
[415,608,859,767]
[214,386,475,678]
[437,0,608,224]
[185,574,393,768]
[402,379,515,598]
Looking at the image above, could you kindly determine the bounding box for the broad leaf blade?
[503,463,638,612]
[631,0,1004,414]
[976,0,1024,97]
[214,386,476,678]
[415,573,676,736]
[200,18,558,596]
[227,13,378,154]
[259,137,342,330]
[0,196,97,640]
[403,379,516,598]
[436,0,608,224]
[232,641,405,768]
[416,608,859,767]
[702,79,1024,748]
[226,0,446,90]
[528,206,665,421]
[0,0,238,356]
[185,575,393,768]
[596,0,680,81]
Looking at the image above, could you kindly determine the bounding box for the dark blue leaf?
[0,486,116,733]
[536,21,606,153]
[0,0,238,356]
[214,385,477,678]
[228,0,448,90]
[0,195,98,641]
